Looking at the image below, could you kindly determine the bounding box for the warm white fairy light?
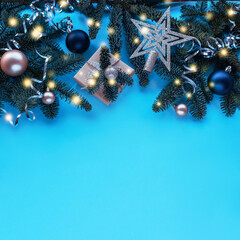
[190,64,198,73]
[179,25,187,33]
[156,101,162,107]
[95,21,101,27]
[101,42,107,47]
[93,71,100,79]
[22,77,32,88]
[108,78,116,86]
[30,25,44,39]
[47,81,56,89]
[133,37,140,44]
[174,79,181,86]
[59,0,68,8]
[140,13,147,20]
[8,17,18,27]
[71,95,81,105]
[63,54,69,61]
[108,27,115,35]
[141,27,149,35]
[186,92,192,99]
[205,12,214,20]
[208,82,215,88]
[227,8,235,17]
[114,52,120,59]
[5,113,13,123]
[127,68,132,74]
[219,48,228,57]
[88,78,97,87]
[87,18,94,26]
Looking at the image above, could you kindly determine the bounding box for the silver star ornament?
[130,7,193,73]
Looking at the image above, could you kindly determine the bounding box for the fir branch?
[117,71,134,86]
[220,91,237,117]
[108,6,123,55]
[187,86,207,120]
[55,79,92,112]
[74,0,91,11]
[122,11,149,87]
[153,83,184,113]
[39,94,60,119]
[100,46,111,69]
[88,0,106,39]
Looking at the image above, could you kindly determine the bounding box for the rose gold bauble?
[0,50,28,77]
[42,91,55,105]
[175,104,188,117]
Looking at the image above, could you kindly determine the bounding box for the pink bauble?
[175,104,188,117]
[42,91,55,105]
[0,50,28,77]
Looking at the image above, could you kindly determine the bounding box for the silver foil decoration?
[130,7,194,73]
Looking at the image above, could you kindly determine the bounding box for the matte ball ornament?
[0,50,28,77]
[42,91,55,105]
[66,30,90,54]
[208,70,233,95]
[104,66,118,80]
[175,104,188,117]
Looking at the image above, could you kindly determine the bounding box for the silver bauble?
[104,66,118,79]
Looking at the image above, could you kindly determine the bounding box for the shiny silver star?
[130,7,193,71]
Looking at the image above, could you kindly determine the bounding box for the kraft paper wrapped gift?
[74,47,135,106]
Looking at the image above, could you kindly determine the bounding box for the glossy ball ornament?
[104,66,118,80]
[208,70,233,95]
[0,50,28,77]
[175,104,188,117]
[66,30,90,54]
[42,91,55,105]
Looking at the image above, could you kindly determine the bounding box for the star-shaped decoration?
[130,7,193,72]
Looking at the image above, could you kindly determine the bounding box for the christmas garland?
[1,0,240,126]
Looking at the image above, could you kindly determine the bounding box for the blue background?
[0,2,240,240]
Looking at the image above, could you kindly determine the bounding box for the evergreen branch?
[39,94,60,119]
[153,83,184,113]
[122,11,149,87]
[220,91,237,117]
[107,6,123,55]
[55,79,92,112]
[187,86,207,120]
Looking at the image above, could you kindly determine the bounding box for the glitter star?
[130,7,193,72]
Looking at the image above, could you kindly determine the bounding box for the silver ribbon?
[181,65,197,94]
[27,0,73,32]
[180,17,240,95]
[0,20,28,51]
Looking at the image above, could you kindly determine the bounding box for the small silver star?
[130,7,193,71]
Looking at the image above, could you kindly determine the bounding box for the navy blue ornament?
[66,30,90,54]
[208,70,233,95]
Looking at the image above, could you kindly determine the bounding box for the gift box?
[74,47,135,106]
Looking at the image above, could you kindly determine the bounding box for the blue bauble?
[66,30,90,54]
[208,70,233,95]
